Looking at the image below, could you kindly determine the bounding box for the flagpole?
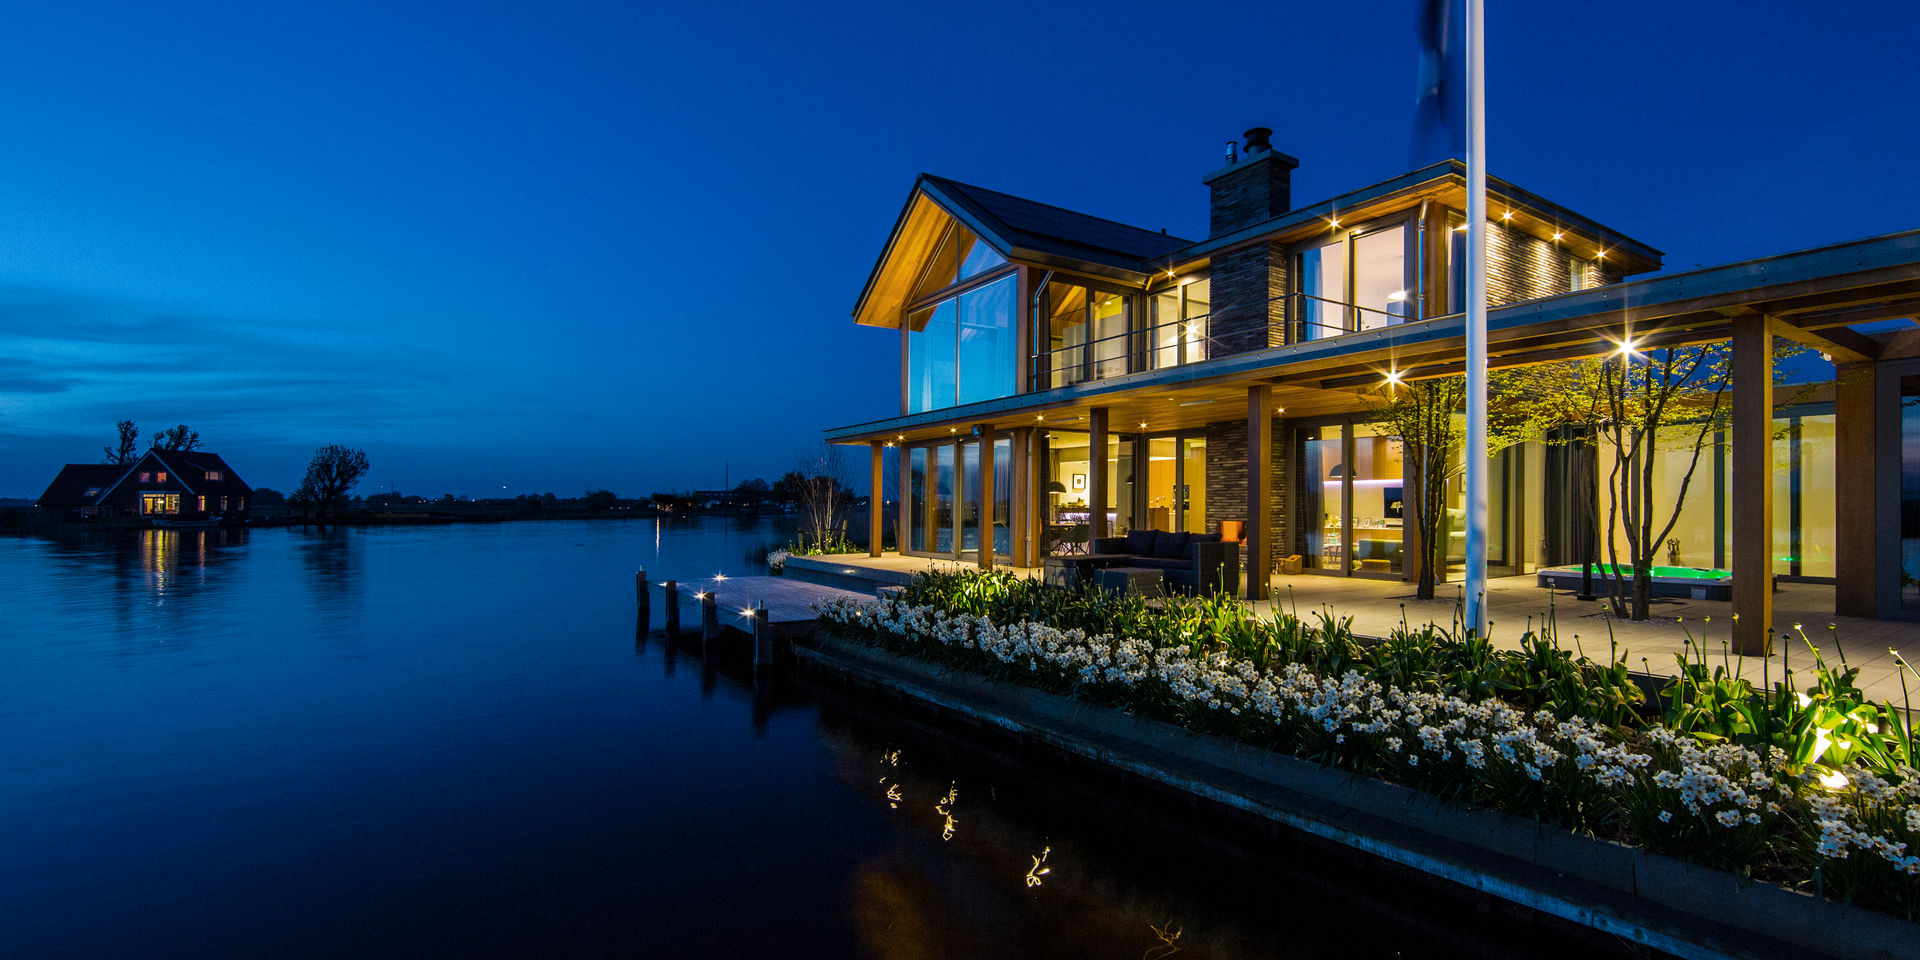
[1463,0,1488,636]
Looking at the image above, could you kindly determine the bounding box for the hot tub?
[1536,564,1732,601]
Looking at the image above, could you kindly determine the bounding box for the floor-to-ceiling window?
[1036,280,1132,388]
[906,437,1012,562]
[1298,221,1410,340]
[904,222,1016,413]
[1903,380,1920,610]
[1141,434,1207,533]
[1149,278,1211,370]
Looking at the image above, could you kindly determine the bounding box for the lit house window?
[219,497,228,511]
[82,487,101,497]
[156,472,167,482]
[205,470,222,481]
[197,496,207,512]
[139,472,151,482]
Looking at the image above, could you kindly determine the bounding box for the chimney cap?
[1242,127,1274,154]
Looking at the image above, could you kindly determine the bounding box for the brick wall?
[1209,242,1288,355]
[1208,160,1294,237]
[1204,417,1287,555]
[1486,224,1594,306]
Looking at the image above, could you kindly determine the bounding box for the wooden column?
[897,443,911,555]
[1247,385,1273,600]
[978,424,995,571]
[1731,315,1774,656]
[1835,362,1878,616]
[1029,426,1048,560]
[868,442,884,557]
[1088,407,1110,541]
[1010,426,1030,567]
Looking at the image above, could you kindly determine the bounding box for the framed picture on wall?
[1071,473,1086,491]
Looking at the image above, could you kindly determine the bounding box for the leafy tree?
[150,424,202,451]
[770,471,809,506]
[252,487,286,506]
[1496,340,1806,621]
[104,419,141,464]
[296,444,370,523]
[1367,375,1542,601]
[583,489,618,512]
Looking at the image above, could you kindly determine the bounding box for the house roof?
[918,174,1194,273]
[149,449,253,497]
[38,463,131,506]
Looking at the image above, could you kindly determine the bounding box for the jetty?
[635,567,882,668]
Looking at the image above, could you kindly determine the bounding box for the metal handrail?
[1027,292,1423,390]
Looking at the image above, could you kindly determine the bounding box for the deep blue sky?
[3,0,1916,498]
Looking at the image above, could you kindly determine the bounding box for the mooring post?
[700,590,719,643]
[635,569,650,631]
[752,603,773,672]
[663,580,680,635]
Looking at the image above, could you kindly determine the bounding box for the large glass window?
[914,223,1007,301]
[1904,380,1920,609]
[1298,224,1407,339]
[1149,278,1211,370]
[957,276,1015,405]
[905,267,1016,413]
[1351,424,1405,575]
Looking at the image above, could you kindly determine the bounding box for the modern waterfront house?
[824,128,1920,652]
[37,449,254,523]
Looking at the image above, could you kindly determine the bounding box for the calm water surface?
[2,519,1639,959]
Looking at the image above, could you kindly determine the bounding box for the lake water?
[1,519,1645,959]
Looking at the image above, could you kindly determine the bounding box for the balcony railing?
[1027,294,1419,391]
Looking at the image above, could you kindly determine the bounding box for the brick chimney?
[1204,127,1299,237]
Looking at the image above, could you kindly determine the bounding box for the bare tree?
[792,446,854,553]
[1366,378,1464,600]
[297,444,371,523]
[104,419,140,464]
[150,424,202,451]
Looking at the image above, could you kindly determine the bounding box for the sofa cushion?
[1126,556,1187,570]
[1153,530,1192,559]
[1124,529,1159,555]
[1191,531,1221,544]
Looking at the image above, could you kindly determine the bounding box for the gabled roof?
[919,175,1193,272]
[852,174,1194,328]
[38,464,131,506]
[149,449,252,497]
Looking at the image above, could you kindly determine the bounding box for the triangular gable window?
[911,223,1007,302]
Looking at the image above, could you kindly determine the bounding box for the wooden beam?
[1835,363,1878,616]
[1247,385,1272,601]
[1028,426,1046,563]
[1089,407,1109,541]
[1772,317,1880,362]
[869,442,884,557]
[1731,315,1774,657]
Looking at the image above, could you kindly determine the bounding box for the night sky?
[3,0,1915,499]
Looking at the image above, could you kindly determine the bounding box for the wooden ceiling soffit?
[853,193,954,329]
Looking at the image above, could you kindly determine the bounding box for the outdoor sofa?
[1064,528,1240,597]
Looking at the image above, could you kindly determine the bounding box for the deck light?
[714,573,727,581]
[1596,248,1607,259]
[1384,369,1403,387]
[1329,217,1341,228]
[1552,230,1564,242]
[1501,210,1513,221]
[1617,337,1639,357]
[1275,406,1285,413]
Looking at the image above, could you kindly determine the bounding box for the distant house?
[37,449,254,522]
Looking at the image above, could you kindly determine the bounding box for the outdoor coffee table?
[1094,566,1165,599]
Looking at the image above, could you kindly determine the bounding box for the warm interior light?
[1452,224,1469,232]
[1275,406,1285,413]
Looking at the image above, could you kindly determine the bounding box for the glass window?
[906,300,957,413]
[1300,426,1345,569]
[1352,226,1408,330]
[1298,243,1347,340]
[1150,279,1211,369]
[956,233,1007,281]
[1091,292,1129,379]
[914,223,1007,301]
[1351,423,1404,575]
[957,275,1016,405]
[1797,415,1835,578]
[1040,283,1090,387]
[909,447,930,552]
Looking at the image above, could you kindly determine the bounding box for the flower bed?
[815,570,1920,919]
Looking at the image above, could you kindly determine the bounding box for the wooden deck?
[643,575,874,642]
